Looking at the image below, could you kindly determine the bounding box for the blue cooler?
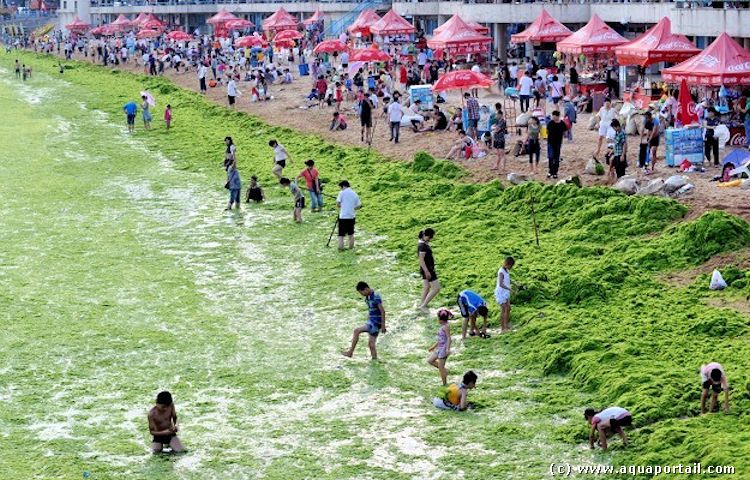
[298,63,309,76]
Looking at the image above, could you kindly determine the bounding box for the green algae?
[2,51,750,478]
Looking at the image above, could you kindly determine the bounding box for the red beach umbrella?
[167,30,192,41]
[433,70,493,91]
[274,29,303,42]
[313,39,348,55]
[236,35,266,48]
[136,29,160,39]
[349,45,391,63]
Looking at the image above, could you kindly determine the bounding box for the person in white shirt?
[197,63,208,94]
[388,97,404,143]
[508,62,518,88]
[336,180,362,250]
[518,71,534,113]
[595,98,616,160]
[341,51,349,68]
[269,139,289,179]
[227,78,239,108]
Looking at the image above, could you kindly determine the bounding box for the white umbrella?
[140,91,156,106]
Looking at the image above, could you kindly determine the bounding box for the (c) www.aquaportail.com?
[549,462,736,476]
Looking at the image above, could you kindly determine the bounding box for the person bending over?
[700,362,729,414]
[584,406,631,451]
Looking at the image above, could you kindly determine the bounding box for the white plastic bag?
[709,269,727,290]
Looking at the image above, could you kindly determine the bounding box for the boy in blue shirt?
[457,290,489,339]
[343,282,386,360]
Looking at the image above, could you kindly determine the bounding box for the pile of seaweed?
[12,53,750,475]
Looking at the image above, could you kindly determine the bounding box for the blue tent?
[721,148,750,169]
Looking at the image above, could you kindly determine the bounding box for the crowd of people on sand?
[4,32,736,457]
[14,25,750,187]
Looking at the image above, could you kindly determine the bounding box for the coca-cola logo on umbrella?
[697,54,720,68]
[590,31,622,42]
[727,61,750,73]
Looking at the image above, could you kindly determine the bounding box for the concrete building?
[58,0,750,54]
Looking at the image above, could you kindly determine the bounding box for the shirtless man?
[148,391,185,453]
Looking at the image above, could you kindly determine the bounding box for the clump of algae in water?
[8,53,750,477]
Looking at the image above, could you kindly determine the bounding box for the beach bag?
[664,175,689,194]
[709,270,727,290]
[516,112,531,127]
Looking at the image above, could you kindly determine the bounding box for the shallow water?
[0,66,597,479]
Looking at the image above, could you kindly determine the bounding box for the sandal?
[480,333,491,339]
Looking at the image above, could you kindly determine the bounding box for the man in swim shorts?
[148,391,185,453]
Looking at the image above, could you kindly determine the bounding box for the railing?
[323,0,386,37]
[91,0,378,6]
[395,0,750,5]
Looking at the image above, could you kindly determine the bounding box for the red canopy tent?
[350,45,391,63]
[207,9,238,25]
[556,14,627,55]
[138,14,161,27]
[313,39,348,54]
[262,8,299,33]
[511,9,571,44]
[662,33,750,86]
[615,18,699,66]
[207,9,238,37]
[427,15,491,56]
[370,9,415,37]
[109,14,134,32]
[65,16,90,33]
[133,12,148,27]
[434,69,494,91]
[348,9,381,37]
[303,10,323,26]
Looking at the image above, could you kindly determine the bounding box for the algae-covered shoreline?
[3,51,750,478]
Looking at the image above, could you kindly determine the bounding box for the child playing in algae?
[148,391,185,454]
[700,362,730,414]
[245,176,265,203]
[342,282,386,360]
[432,371,478,411]
[494,257,515,333]
[427,309,453,385]
[279,177,304,223]
[457,289,489,339]
[584,406,632,451]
